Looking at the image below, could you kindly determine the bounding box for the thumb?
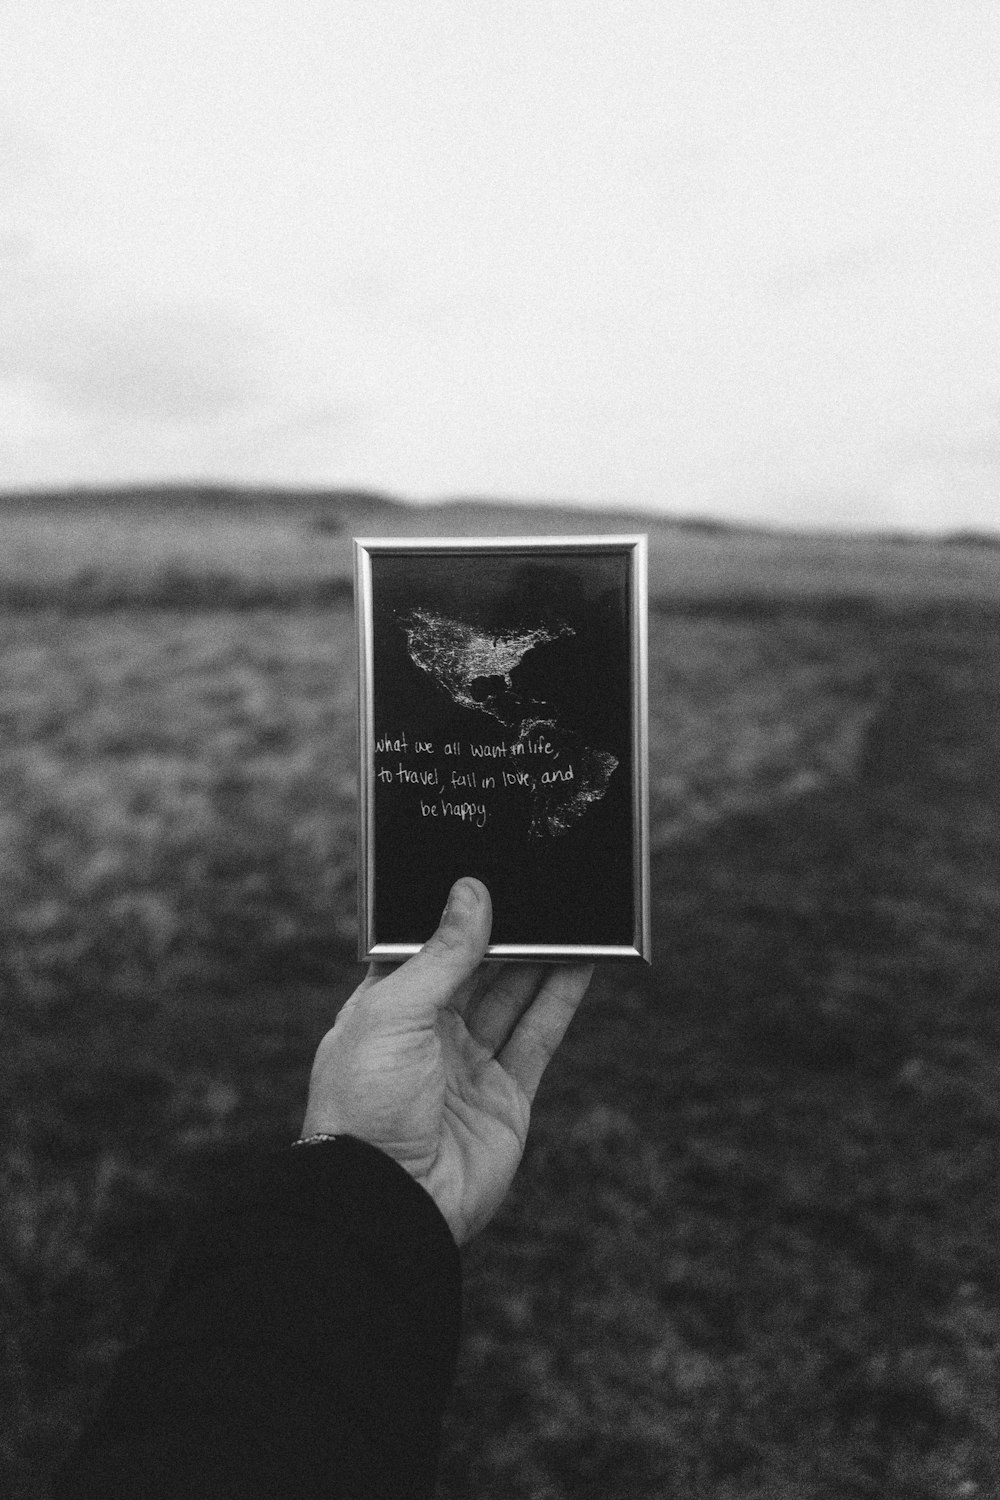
[395,877,492,1006]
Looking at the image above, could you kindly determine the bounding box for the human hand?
[301,878,593,1244]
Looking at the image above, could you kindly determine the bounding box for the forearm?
[53,1138,462,1500]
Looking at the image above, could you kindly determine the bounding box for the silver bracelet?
[291,1133,341,1147]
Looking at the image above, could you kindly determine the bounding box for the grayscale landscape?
[2,486,998,1497]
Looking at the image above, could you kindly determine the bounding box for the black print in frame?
[358,540,647,956]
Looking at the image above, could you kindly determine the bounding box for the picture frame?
[354,535,650,963]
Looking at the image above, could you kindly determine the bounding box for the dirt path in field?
[622,611,1000,1006]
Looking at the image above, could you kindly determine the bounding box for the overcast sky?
[2,1,998,530]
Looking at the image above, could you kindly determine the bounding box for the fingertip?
[547,960,594,995]
[443,876,490,920]
[409,875,492,984]
[436,876,491,942]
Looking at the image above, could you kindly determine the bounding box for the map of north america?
[401,607,573,723]
[400,607,619,837]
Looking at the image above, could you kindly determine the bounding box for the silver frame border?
[354,535,650,964]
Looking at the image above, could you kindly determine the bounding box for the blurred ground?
[1,493,998,1498]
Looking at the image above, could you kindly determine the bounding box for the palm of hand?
[414,1008,531,1243]
[303,955,591,1245]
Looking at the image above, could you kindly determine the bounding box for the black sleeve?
[52,1137,462,1500]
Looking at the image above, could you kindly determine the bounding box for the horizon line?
[0,480,997,545]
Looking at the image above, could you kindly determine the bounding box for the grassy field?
[2,492,999,1497]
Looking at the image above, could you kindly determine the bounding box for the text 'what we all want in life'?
[374,732,577,828]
